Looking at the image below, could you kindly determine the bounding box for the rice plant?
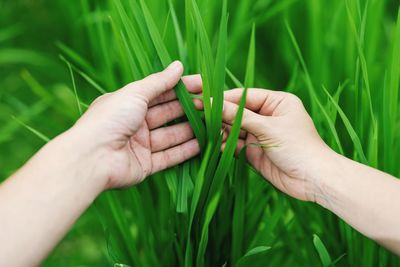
[1,0,400,266]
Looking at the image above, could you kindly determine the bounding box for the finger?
[221,139,246,156]
[245,133,264,171]
[222,129,228,142]
[149,74,203,107]
[146,100,184,129]
[222,122,247,139]
[182,74,203,93]
[222,100,267,136]
[124,61,183,102]
[236,139,246,156]
[147,97,204,129]
[183,74,204,109]
[150,122,194,152]
[148,90,177,107]
[224,88,296,116]
[151,139,200,174]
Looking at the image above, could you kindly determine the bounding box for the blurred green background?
[1,0,399,266]
[1,1,109,265]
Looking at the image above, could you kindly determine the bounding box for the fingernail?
[167,60,182,71]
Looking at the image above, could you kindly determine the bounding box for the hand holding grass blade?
[0,62,205,266]
[222,87,400,255]
[222,88,329,201]
[74,61,201,188]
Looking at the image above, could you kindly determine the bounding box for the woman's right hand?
[222,88,335,202]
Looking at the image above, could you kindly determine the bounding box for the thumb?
[222,100,267,136]
[123,60,184,102]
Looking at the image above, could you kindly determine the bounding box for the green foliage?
[313,234,333,267]
[1,0,400,266]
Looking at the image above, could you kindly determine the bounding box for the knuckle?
[167,127,178,144]
[123,80,140,91]
[162,151,171,167]
[286,93,302,103]
[90,92,113,106]
[280,92,303,107]
[167,101,180,114]
[145,72,169,89]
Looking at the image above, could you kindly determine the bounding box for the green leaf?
[168,0,186,62]
[244,24,256,87]
[323,86,368,163]
[286,22,343,153]
[231,25,256,264]
[63,57,82,115]
[235,246,271,267]
[244,246,271,257]
[188,0,213,137]
[139,0,206,150]
[56,41,95,75]
[184,142,214,267]
[231,148,248,264]
[59,55,107,94]
[11,116,50,143]
[176,162,192,213]
[313,234,332,267]
[196,88,248,266]
[226,68,245,88]
[210,0,228,142]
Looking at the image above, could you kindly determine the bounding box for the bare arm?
[0,61,201,266]
[220,87,400,255]
[315,151,400,252]
[0,130,106,266]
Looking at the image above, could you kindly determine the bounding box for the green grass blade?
[231,148,248,264]
[244,24,256,87]
[176,162,192,214]
[244,246,272,257]
[313,234,332,267]
[138,0,171,66]
[113,0,151,76]
[226,68,245,88]
[235,246,271,267]
[196,88,248,265]
[56,41,95,75]
[11,116,50,143]
[188,0,213,137]
[286,22,344,153]
[59,55,107,94]
[0,48,51,66]
[63,58,82,115]
[345,0,377,133]
[210,0,228,141]
[20,70,52,101]
[323,86,367,163]
[139,0,206,149]
[0,24,22,43]
[231,25,256,264]
[168,0,186,62]
[184,143,214,267]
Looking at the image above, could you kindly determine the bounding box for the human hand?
[70,61,201,190]
[222,88,334,202]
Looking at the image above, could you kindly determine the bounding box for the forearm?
[314,150,400,254]
[0,129,106,266]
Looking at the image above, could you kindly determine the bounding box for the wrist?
[46,127,110,195]
[304,145,346,208]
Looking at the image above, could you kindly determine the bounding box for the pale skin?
[0,61,399,266]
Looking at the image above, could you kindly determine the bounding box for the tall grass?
[1,0,400,266]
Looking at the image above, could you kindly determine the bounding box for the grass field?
[1,0,400,266]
